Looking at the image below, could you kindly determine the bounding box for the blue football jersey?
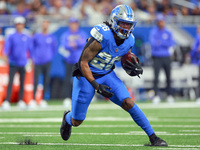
[89,24,135,74]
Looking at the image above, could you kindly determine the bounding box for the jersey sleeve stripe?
[90,27,103,42]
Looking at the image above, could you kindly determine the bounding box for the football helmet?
[110,5,137,39]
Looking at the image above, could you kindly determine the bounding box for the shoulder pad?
[90,24,111,43]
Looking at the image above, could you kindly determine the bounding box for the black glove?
[97,84,113,98]
[91,80,113,98]
[123,56,143,78]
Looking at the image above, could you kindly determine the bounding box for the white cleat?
[17,100,27,110]
[28,100,37,109]
[152,95,161,104]
[1,100,11,111]
[39,100,48,108]
[63,98,71,110]
[166,95,175,104]
[196,97,200,106]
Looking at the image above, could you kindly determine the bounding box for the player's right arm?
[79,37,113,98]
[80,37,101,84]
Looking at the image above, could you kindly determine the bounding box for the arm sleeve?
[3,35,11,56]
[60,33,66,47]
[52,35,58,54]
[28,36,34,58]
[190,36,200,63]
[192,36,200,52]
[149,30,158,48]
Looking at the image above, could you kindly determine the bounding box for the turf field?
[0,100,200,150]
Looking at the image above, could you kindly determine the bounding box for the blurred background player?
[59,17,87,109]
[1,16,32,110]
[30,19,57,108]
[190,25,200,105]
[149,14,175,104]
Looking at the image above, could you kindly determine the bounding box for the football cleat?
[145,137,168,146]
[60,110,72,141]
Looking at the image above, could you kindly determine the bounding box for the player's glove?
[97,84,113,98]
[123,56,143,78]
[91,80,113,98]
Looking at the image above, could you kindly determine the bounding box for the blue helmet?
[110,5,137,39]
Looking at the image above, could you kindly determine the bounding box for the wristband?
[90,80,99,89]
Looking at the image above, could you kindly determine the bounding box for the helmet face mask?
[110,5,137,39]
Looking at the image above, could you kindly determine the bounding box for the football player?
[60,5,168,146]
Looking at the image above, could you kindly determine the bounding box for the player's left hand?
[123,57,143,78]
[97,84,113,98]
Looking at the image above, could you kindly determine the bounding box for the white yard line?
[0,117,200,123]
[0,102,199,112]
[0,132,58,135]
[180,130,200,132]
[1,124,200,128]
[0,125,60,128]
[153,148,200,150]
[0,132,200,136]
[0,142,200,148]
[26,133,200,136]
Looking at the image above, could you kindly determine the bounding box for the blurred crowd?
[0,0,200,26]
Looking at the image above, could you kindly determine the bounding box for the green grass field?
[0,100,200,150]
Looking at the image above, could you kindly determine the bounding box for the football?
[121,53,138,68]
[121,53,139,76]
